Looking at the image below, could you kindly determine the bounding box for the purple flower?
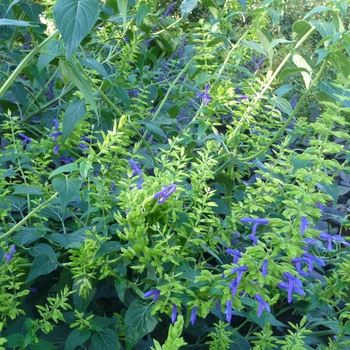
[262,259,268,278]
[143,289,160,302]
[230,266,248,285]
[53,144,61,155]
[162,2,176,21]
[50,132,62,143]
[225,300,232,323]
[319,232,349,251]
[196,84,212,106]
[172,304,177,324]
[255,294,270,317]
[290,94,298,110]
[53,119,60,130]
[190,306,198,325]
[302,253,325,272]
[226,249,242,264]
[278,272,305,303]
[128,159,143,177]
[18,133,32,146]
[154,184,176,204]
[59,156,76,164]
[300,216,310,235]
[81,136,91,143]
[292,257,308,277]
[30,287,38,293]
[249,233,258,246]
[316,202,324,211]
[229,279,239,297]
[78,143,89,151]
[240,218,269,235]
[136,178,144,190]
[5,245,16,263]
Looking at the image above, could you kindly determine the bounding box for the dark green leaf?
[38,40,63,72]
[53,0,100,59]
[29,338,57,350]
[125,300,158,350]
[241,41,266,55]
[304,6,331,19]
[115,277,127,304]
[65,328,91,350]
[237,0,246,11]
[273,84,293,97]
[0,19,35,26]
[316,183,339,205]
[78,57,110,80]
[91,329,120,350]
[327,50,350,79]
[137,3,151,26]
[310,20,335,38]
[180,0,197,20]
[49,164,78,179]
[94,241,121,261]
[26,254,58,283]
[6,334,24,347]
[292,20,313,41]
[20,3,43,22]
[52,176,82,211]
[12,82,27,107]
[279,67,309,81]
[4,196,27,212]
[318,82,350,107]
[29,243,57,261]
[141,120,166,138]
[114,84,130,108]
[62,99,87,142]
[12,185,44,195]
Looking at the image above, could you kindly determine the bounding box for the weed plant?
[0,0,350,349]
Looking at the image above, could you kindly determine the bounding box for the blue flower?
[290,93,298,110]
[5,245,15,263]
[53,119,60,130]
[143,289,160,302]
[302,253,325,272]
[136,178,145,190]
[154,184,176,204]
[162,2,177,22]
[59,156,76,165]
[190,306,198,325]
[230,266,248,285]
[249,233,258,246]
[300,216,310,235]
[255,294,270,317]
[226,249,242,263]
[53,144,61,155]
[172,304,177,324]
[319,232,349,251]
[240,218,269,235]
[229,279,238,297]
[291,257,308,277]
[278,272,305,303]
[128,159,143,177]
[18,133,32,146]
[196,84,212,106]
[225,300,232,323]
[262,259,268,278]
[50,132,62,143]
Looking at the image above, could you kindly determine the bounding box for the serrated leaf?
[264,8,280,27]
[269,97,293,116]
[318,82,350,108]
[180,0,197,20]
[12,185,44,195]
[6,334,24,347]
[310,20,335,38]
[52,176,82,211]
[316,182,339,205]
[293,54,311,88]
[65,328,91,350]
[0,19,35,26]
[268,38,292,51]
[62,99,87,142]
[304,6,331,19]
[53,0,100,59]
[4,196,27,212]
[38,40,63,72]
[26,254,58,283]
[49,164,78,179]
[274,84,293,97]
[314,48,330,66]
[59,59,97,114]
[91,329,120,350]
[115,277,127,304]
[29,338,58,350]
[125,300,158,350]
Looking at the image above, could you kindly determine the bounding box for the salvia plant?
[0,0,350,349]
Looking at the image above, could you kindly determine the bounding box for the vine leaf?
[53,0,100,59]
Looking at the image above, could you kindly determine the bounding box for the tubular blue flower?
[29,287,37,293]
[300,216,310,235]
[81,136,91,143]
[262,259,268,278]
[302,253,325,272]
[136,178,145,190]
[50,132,62,143]
[226,249,242,264]
[255,294,270,317]
[154,184,176,204]
[225,300,232,323]
[162,2,176,21]
[190,306,198,325]
[18,133,32,146]
[319,232,349,251]
[53,119,60,130]
[196,84,212,106]
[78,143,89,151]
[240,218,269,235]
[53,144,61,155]
[59,156,76,165]
[172,304,177,324]
[290,94,298,110]
[5,245,16,263]
[143,289,160,302]
[278,272,305,303]
[128,159,143,177]
[229,279,238,297]
[249,233,258,246]
[291,257,308,277]
[230,266,248,285]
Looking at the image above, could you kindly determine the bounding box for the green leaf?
[137,3,151,26]
[257,29,273,60]
[38,40,63,72]
[316,183,339,205]
[53,0,100,59]
[59,59,97,114]
[180,0,197,20]
[241,41,266,55]
[264,8,280,27]
[62,99,87,142]
[6,334,24,347]
[237,0,246,11]
[292,20,313,41]
[12,185,44,195]
[314,48,330,66]
[310,20,335,38]
[115,277,127,304]
[304,6,331,19]
[94,241,121,261]
[65,328,91,350]
[269,97,293,116]
[91,329,120,350]
[12,82,27,107]
[293,54,311,89]
[268,38,292,51]
[273,84,293,97]
[125,300,158,350]
[335,1,347,17]
[141,120,166,138]
[279,67,309,81]
[20,3,43,22]
[0,19,36,26]
[117,0,128,32]
[78,57,110,80]
[327,50,350,79]
[49,164,78,179]
[52,176,82,211]
[29,338,58,350]
[318,82,350,107]
[26,254,58,283]
[29,243,57,261]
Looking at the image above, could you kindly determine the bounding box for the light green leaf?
[180,0,197,20]
[12,185,44,195]
[78,57,110,80]
[327,50,350,79]
[257,29,273,61]
[62,99,87,142]
[310,20,335,38]
[26,254,58,283]
[125,300,158,350]
[53,0,100,59]
[274,84,293,97]
[91,329,120,350]
[304,6,331,19]
[264,8,280,27]
[241,41,266,55]
[52,176,82,211]
[318,82,350,108]
[292,20,313,41]
[117,0,128,32]
[268,38,292,51]
[293,54,312,88]
[279,67,309,81]
[269,97,293,116]
[137,3,151,26]
[49,164,78,179]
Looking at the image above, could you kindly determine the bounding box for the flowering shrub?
[0,0,350,349]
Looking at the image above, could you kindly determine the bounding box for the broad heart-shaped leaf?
[52,176,82,211]
[53,0,99,59]
[19,3,43,22]
[65,328,91,350]
[269,96,293,116]
[62,99,87,142]
[38,40,63,72]
[91,329,120,350]
[125,300,158,350]
[59,59,97,114]
[26,254,58,283]
[180,0,197,20]
[49,163,78,179]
